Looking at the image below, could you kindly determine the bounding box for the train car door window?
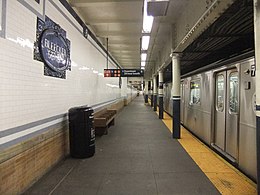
[190,80,201,105]
[229,72,238,113]
[213,69,238,161]
[180,82,185,123]
[216,75,224,112]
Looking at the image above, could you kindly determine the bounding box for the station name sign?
[104,69,144,77]
[40,29,70,72]
[34,16,71,79]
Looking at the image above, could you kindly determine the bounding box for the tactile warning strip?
[156,110,257,195]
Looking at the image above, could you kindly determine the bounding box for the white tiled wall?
[0,0,125,132]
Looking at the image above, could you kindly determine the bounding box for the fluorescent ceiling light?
[141,61,146,67]
[143,16,154,33]
[141,67,145,70]
[143,0,154,33]
[141,53,147,61]
[142,36,150,50]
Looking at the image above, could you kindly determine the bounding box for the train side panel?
[164,57,256,180]
[239,59,257,179]
[182,72,212,144]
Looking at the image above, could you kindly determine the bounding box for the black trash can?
[68,106,95,158]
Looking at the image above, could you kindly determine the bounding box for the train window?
[216,75,224,112]
[229,72,238,113]
[190,80,200,105]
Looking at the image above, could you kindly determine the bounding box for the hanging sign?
[104,69,121,77]
[104,69,144,77]
[121,69,144,77]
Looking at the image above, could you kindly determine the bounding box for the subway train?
[163,54,257,181]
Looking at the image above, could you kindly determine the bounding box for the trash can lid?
[68,106,93,113]
[68,106,81,113]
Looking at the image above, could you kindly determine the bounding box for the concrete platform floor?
[24,97,220,195]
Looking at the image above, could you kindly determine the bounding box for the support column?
[253,0,260,192]
[141,78,144,92]
[158,71,164,119]
[144,80,148,104]
[172,53,181,139]
[153,75,158,111]
[150,80,154,107]
[121,77,128,99]
[130,84,133,100]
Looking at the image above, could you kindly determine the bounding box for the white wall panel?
[0,0,124,133]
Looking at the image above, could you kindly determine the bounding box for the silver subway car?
[163,57,256,180]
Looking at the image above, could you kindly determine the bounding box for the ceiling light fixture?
[141,53,147,61]
[140,0,154,70]
[141,35,150,50]
[142,0,154,33]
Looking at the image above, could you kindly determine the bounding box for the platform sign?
[121,69,144,77]
[104,69,121,77]
[104,69,144,77]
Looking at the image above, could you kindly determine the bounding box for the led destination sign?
[104,69,121,77]
[104,69,144,77]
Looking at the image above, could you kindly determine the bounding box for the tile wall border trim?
[0,97,124,150]
[0,122,64,150]
[0,0,7,38]
[48,0,82,34]
[1,98,122,137]
[17,0,45,20]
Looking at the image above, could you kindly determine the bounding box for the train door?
[180,81,185,123]
[214,68,239,161]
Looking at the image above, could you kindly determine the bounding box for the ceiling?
[68,0,254,77]
[69,0,143,69]
[68,0,189,69]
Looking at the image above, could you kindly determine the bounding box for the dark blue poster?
[34,16,71,79]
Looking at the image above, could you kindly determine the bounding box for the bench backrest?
[94,108,108,117]
[94,108,117,118]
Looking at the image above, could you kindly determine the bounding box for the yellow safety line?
[148,101,257,195]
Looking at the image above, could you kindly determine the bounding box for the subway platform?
[24,96,221,195]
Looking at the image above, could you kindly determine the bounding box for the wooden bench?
[94,109,117,136]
